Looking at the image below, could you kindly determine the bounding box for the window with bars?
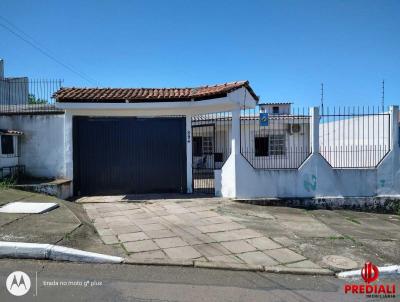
[269,134,286,155]
[193,136,213,156]
[202,137,213,154]
[1,135,14,155]
[254,134,286,157]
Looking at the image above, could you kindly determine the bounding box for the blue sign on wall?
[260,113,269,126]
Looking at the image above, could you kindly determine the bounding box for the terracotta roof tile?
[54,81,258,102]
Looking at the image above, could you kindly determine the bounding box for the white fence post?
[186,114,193,193]
[231,108,241,155]
[389,105,399,151]
[310,107,320,154]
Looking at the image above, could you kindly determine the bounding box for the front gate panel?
[191,112,231,194]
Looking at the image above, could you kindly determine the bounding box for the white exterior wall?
[216,153,377,198]
[0,114,65,178]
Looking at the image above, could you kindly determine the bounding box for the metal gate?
[73,116,187,196]
[191,112,231,194]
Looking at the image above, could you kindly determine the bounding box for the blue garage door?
[73,117,186,196]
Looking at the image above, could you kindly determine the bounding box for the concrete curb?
[0,241,123,263]
[0,241,335,275]
[123,258,334,275]
[264,266,334,276]
[194,260,263,272]
[124,258,193,267]
[337,265,400,279]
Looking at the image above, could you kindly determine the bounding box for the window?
[193,137,203,156]
[272,106,280,114]
[202,137,213,154]
[255,137,269,156]
[254,135,286,157]
[1,135,14,155]
[269,135,285,155]
[193,136,213,156]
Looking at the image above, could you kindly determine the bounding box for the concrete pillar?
[64,111,73,180]
[231,108,241,155]
[389,105,399,151]
[186,115,193,193]
[310,107,320,154]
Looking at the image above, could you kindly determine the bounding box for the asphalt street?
[0,259,383,302]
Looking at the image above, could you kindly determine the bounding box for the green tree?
[28,94,48,104]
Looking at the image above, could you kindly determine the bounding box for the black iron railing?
[0,78,64,114]
[240,106,311,169]
[319,107,390,168]
[191,112,232,194]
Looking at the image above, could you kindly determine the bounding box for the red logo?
[361,262,379,283]
[344,261,397,299]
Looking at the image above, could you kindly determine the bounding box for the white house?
[1,78,400,200]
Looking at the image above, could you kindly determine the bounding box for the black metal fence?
[191,112,232,194]
[0,78,64,114]
[240,105,311,169]
[319,107,391,168]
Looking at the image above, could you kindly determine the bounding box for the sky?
[0,0,399,107]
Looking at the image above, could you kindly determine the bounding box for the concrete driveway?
[79,195,400,271]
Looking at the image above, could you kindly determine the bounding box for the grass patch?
[0,178,16,189]
[328,235,357,243]
[328,236,345,240]
[345,217,361,225]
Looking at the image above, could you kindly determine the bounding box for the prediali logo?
[361,262,379,283]
[344,262,397,299]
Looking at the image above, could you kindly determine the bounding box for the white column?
[64,111,73,180]
[310,107,320,154]
[231,108,241,155]
[389,105,399,151]
[186,115,193,193]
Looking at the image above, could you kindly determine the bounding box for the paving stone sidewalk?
[81,197,321,270]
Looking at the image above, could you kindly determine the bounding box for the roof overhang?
[57,87,257,116]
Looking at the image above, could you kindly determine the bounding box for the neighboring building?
[0,59,29,106]
[259,102,292,115]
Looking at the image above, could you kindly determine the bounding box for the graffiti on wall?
[304,174,317,192]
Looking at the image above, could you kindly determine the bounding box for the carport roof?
[54,80,259,103]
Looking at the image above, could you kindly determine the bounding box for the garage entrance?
[73,117,186,196]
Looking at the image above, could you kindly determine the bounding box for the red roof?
[54,81,258,102]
